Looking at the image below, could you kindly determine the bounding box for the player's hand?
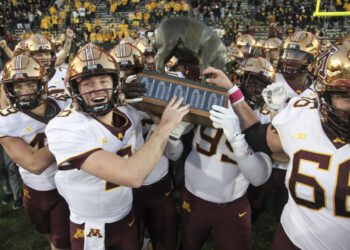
[0,40,7,49]
[210,105,250,157]
[262,81,288,111]
[203,67,234,90]
[160,96,190,133]
[209,105,241,143]
[66,28,74,40]
[122,75,147,103]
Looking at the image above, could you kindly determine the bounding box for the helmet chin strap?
[89,101,115,116]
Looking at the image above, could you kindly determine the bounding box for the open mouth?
[91,96,107,103]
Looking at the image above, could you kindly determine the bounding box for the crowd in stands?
[0,0,349,70]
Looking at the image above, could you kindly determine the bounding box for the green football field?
[0,189,276,250]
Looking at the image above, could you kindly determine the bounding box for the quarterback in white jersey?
[45,44,189,250]
[209,39,350,249]
[0,54,71,249]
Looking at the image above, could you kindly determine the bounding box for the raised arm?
[0,40,14,59]
[55,29,74,67]
[204,67,284,154]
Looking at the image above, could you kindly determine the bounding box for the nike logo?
[164,191,172,196]
[238,212,247,218]
[128,217,135,227]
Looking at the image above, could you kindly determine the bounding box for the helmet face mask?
[315,40,350,140]
[239,44,254,58]
[236,34,256,58]
[5,80,45,110]
[321,90,350,139]
[2,55,47,110]
[72,75,116,116]
[239,57,275,109]
[240,73,273,109]
[267,48,279,61]
[279,31,319,90]
[69,44,120,116]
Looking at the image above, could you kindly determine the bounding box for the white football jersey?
[0,96,70,191]
[48,66,67,95]
[255,106,272,125]
[276,73,317,100]
[185,105,249,203]
[143,123,170,186]
[272,96,350,249]
[46,105,144,224]
[262,75,317,171]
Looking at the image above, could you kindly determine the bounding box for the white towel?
[84,221,105,250]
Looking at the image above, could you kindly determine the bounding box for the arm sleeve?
[234,151,272,186]
[230,134,273,186]
[243,122,272,156]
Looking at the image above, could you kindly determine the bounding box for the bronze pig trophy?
[134,17,230,127]
[153,16,230,75]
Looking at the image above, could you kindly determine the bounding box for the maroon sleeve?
[58,148,102,170]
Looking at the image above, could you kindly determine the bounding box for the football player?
[134,34,157,71]
[0,54,71,250]
[180,67,272,249]
[205,38,350,250]
[113,40,188,250]
[273,31,320,99]
[24,30,74,95]
[245,31,321,222]
[236,34,256,58]
[264,37,282,70]
[45,44,189,250]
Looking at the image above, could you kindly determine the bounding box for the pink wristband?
[228,86,244,105]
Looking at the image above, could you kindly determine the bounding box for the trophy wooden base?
[133,71,228,127]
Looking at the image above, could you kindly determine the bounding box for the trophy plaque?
[134,71,228,127]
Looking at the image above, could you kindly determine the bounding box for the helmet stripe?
[85,44,95,65]
[120,43,127,63]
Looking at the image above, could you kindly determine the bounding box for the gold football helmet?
[252,39,266,58]
[68,43,120,115]
[110,42,144,77]
[134,36,156,70]
[265,37,282,60]
[13,40,28,56]
[120,36,134,44]
[255,39,266,49]
[279,31,320,77]
[314,40,350,139]
[226,46,244,81]
[239,57,276,109]
[24,34,56,73]
[265,38,282,50]
[227,46,244,62]
[1,55,47,110]
[236,34,256,58]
